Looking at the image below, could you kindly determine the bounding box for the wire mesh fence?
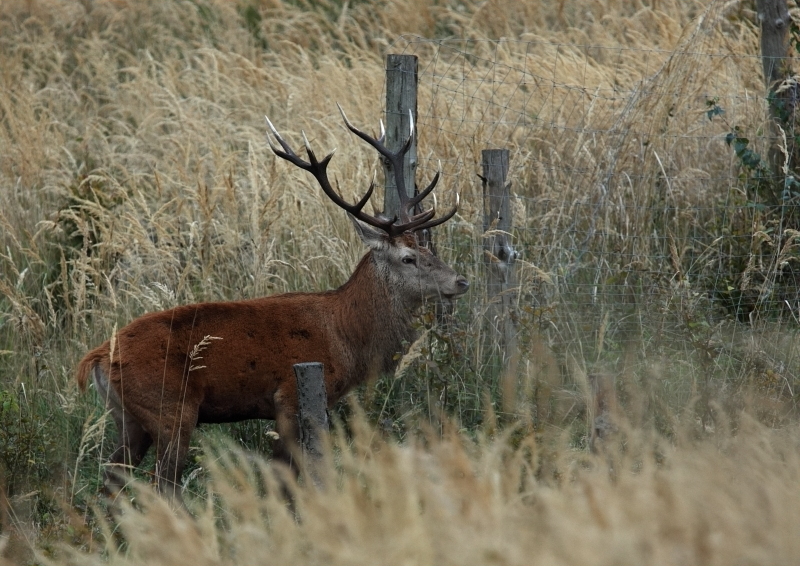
[379,32,800,339]
[317,25,800,431]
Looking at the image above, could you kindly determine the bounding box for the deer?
[75,106,469,500]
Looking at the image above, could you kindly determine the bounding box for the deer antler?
[266,108,458,238]
[265,116,401,236]
[337,104,459,234]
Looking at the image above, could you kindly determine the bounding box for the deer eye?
[402,256,416,265]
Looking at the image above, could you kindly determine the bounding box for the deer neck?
[334,252,419,377]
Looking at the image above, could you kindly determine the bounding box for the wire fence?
[393,34,793,294]
[375,33,800,360]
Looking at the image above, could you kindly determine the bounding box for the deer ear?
[349,214,389,251]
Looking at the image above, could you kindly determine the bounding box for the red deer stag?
[76,106,469,499]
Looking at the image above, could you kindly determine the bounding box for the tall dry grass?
[2,0,800,563]
[46,412,800,566]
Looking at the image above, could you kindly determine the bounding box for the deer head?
[265,106,468,304]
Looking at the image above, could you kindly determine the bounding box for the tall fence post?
[384,53,442,288]
[383,54,418,221]
[481,149,518,358]
[293,362,328,486]
[756,0,792,205]
[757,0,790,88]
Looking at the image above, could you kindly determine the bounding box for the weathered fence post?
[384,53,442,293]
[383,54,418,220]
[757,0,791,89]
[293,362,328,486]
[588,373,618,453]
[756,0,793,205]
[481,149,517,358]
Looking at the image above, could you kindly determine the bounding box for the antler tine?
[301,130,315,157]
[265,115,395,234]
[337,104,418,223]
[385,193,457,235]
[337,103,411,156]
[407,167,441,209]
[407,207,437,224]
[265,116,301,162]
[354,178,377,212]
[412,192,459,233]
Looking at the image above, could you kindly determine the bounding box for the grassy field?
[3,0,800,563]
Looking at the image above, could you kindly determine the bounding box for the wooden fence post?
[481,149,517,357]
[588,373,618,453]
[293,362,328,486]
[383,54,418,220]
[756,0,793,205]
[757,0,790,88]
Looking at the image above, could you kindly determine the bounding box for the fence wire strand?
[377,32,800,371]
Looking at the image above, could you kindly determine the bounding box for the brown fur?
[77,231,467,499]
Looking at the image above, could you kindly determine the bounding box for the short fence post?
[588,373,618,453]
[293,362,328,486]
[481,149,518,358]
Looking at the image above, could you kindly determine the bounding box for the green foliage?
[705,96,725,121]
[723,128,776,204]
[706,97,775,205]
[702,97,800,321]
[0,385,60,494]
[238,2,268,50]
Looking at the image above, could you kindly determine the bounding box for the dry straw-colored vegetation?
[2,0,800,563]
[42,415,800,566]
